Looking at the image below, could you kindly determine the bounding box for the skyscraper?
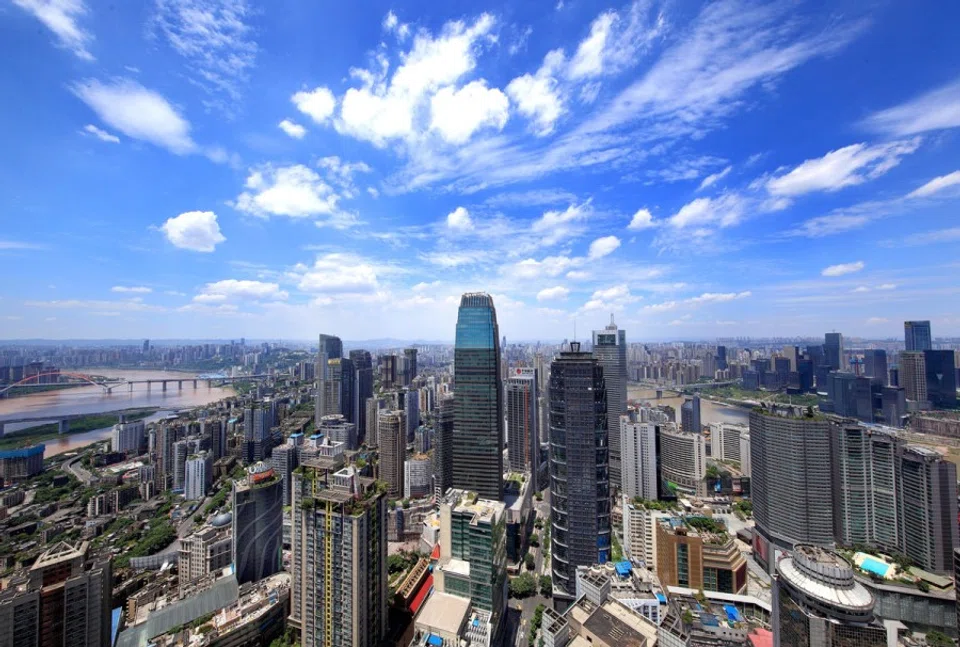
[620,419,658,501]
[404,347,418,383]
[898,446,958,573]
[184,452,212,501]
[924,349,958,409]
[750,408,834,571]
[680,395,701,433]
[404,387,419,442]
[232,462,283,585]
[378,409,406,499]
[316,333,342,428]
[452,293,504,501]
[290,466,387,647]
[349,350,373,442]
[434,393,455,497]
[271,442,299,506]
[549,342,611,599]
[505,368,538,485]
[321,358,343,417]
[862,349,888,386]
[592,317,627,490]
[899,351,928,405]
[904,320,932,352]
[716,345,728,370]
[823,332,843,371]
[339,356,356,424]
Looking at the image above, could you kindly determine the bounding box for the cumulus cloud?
[668,194,745,229]
[293,253,380,295]
[627,208,655,230]
[278,119,306,139]
[446,207,473,231]
[196,279,288,302]
[430,80,509,144]
[160,210,226,252]
[821,261,864,277]
[587,235,620,259]
[537,286,570,302]
[233,164,353,226]
[507,49,565,136]
[292,86,336,124]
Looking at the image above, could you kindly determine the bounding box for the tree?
[388,554,409,574]
[525,553,536,570]
[509,573,537,598]
[529,533,540,547]
[925,631,954,647]
[539,575,552,596]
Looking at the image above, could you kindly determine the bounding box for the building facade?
[898,446,958,573]
[658,424,707,497]
[232,462,283,585]
[377,409,406,499]
[899,351,928,405]
[184,452,212,501]
[592,318,627,490]
[620,419,658,501]
[506,368,539,488]
[904,320,933,352]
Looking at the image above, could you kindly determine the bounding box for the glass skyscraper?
[452,293,504,501]
[904,320,932,352]
[592,317,627,489]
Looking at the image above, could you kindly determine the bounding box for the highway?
[63,454,95,485]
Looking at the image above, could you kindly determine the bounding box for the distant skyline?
[3,1,960,340]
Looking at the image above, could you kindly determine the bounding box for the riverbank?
[696,384,819,408]
[0,408,158,451]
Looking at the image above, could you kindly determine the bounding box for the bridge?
[0,372,277,398]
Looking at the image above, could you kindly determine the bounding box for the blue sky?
[2,0,960,342]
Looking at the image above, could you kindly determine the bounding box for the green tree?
[925,631,954,647]
[538,575,552,596]
[529,533,540,547]
[525,553,536,570]
[509,573,537,598]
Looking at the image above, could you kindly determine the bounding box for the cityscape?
[3,2,960,647]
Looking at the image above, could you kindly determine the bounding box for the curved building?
[658,424,707,497]
[452,293,503,500]
[774,545,886,647]
[232,462,283,584]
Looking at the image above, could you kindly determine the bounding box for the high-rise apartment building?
[404,348,418,383]
[271,443,300,506]
[205,418,226,461]
[111,420,145,455]
[773,546,886,647]
[349,350,373,442]
[592,317,627,490]
[622,499,670,565]
[184,452,212,501]
[549,342,611,598]
[899,446,958,573]
[505,368,538,486]
[823,332,844,371]
[452,293,504,501]
[405,387,419,442]
[924,349,958,409]
[316,333,342,428]
[434,393,454,498]
[620,419,658,501]
[863,349,888,386]
[658,423,707,497]
[365,397,384,447]
[680,395,701,433]
[0,541,112,647]
[378,409,406,499]
[232,462,283,585]
[290,465,387,647]
[899,351,928,405]
[339,356,356,425]
[750,408,834,571]
[173,439,189,491]
[904,320,932,352]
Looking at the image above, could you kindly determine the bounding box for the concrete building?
[378,409,406,499]
[0,541,112,647]
[289,466,388,647]
[658,423,707,497]
[898,446,958,573]
[593,317,628,489]
[620,418,658,501]
[452,293,504,501]
[271,442,299,506]
[712,422,748,465]
[173,439,189,491]
[750,408,834,571]
[773,545,887,647]
[365,396,384,447]
[824,332,844,371]
[412,592,492,647]
[232,462,283,585]
[924,349,958,409]
[178,518,232,591]
[184,452,212,501]
[317,413,357,450]
[0,444,45,483]
[315,333,342,428]
[899,351,928,406]
[404,348,418,383]
[434,393,454,497]
[404,454,432,499]
[622,498,671,566]
[904,320,932,352]
[505,368,539,489]
[349,350,374,443]
[435,489,507,643]
[549,342,611,599]
[680,395,702,433]
[111,420,145,455]
[863,350,888,386]
[656,516,747,594]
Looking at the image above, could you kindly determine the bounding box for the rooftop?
[777,546,874,612]
[415,591,471,636]
[581,599,657,647]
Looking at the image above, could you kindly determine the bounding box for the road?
[63,454,94,485]
[176,493,214,537]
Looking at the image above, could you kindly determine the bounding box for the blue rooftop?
[859,556,891,578]
[724,605,741,622]
[655,593,667,603]
[427,634,443,646]
[615,561,632,577]
[0,444,45,459]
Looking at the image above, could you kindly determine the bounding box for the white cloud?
[82,124,119,143]
[821,261,864,277]
[292,86,336,124]
[698,166,731,191]
[72,78,196,154]
[902,227,960,247]
[197,279,288,301]
[510,256,576,279]
[429,80,509,144]
[566,270,589,281]
[786,213,872,238]
[293,253,380,295]
[587,235,620,259]
[0,241,44,250]
[907,170,960,199]
[568,12,615,80]
[419,250,492,268]
[627,208,655,230]
[160,210,226,252]
[531,202,591,245]
[507,50,565,136]
[766,139,921,198]
[567,2,665,81]
[852,286,870,293]
[234,164,352,226]
[13,0,94,60]
[278,119,306,139]
[151,0,258,110]
[866,317,888,325]
[382,10,398,31]
[685,291,751,305]
[862,77,960,136]
[111,286,152,294]
[446,207,473,231]
[338,14,497,146]
[668,194,744,229]
[644,301,677,312]
[25,299,163,312]
[537,286,570,302]
[878,283,896,290]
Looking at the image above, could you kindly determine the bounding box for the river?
[0,369,234,456]
[627,385,749,426]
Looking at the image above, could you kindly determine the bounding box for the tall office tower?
[549,342,611,599]
[712,422,748,465]
[898,446,959,573]
[232,462,283,585]
[350,350,373,442]
[378,409,406,498]
[339,356,356,424]
[143,338,150,353]
[271,443,300,506]
[658,423,707,497]
[290,465,387,647]
[505,368,538,482]
[0,541,112,647]
[245,405,270,442]
[184,452,212,501]
[315,333,342,428]
[904,320,932,351]
[955,548,960,634]
[899,351,928,404]
[773,545,886,647]
[592,317,627,490]
[750,408,834,571]
[862,349,888,385]
[365,397,384,447]
[404,348,418,383]
[405,388,420,441]
[404,454,432,498]
[173,439,189,491]
[620,419,658,500]
[796,358,814,392]
[881,386,906,427]
[680,395,701,433]
[782,346,799,372]
[452,293,504,501]
[156,423,179,491]
[823,332,844,370]
[434,393,455,497]
[924,349,958,409]
[716,345,727,370]
[205,419,226,461]
[321,358,343,417]
[831,424,900,552]
[435,490,507,641]
[111,419,145,455]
